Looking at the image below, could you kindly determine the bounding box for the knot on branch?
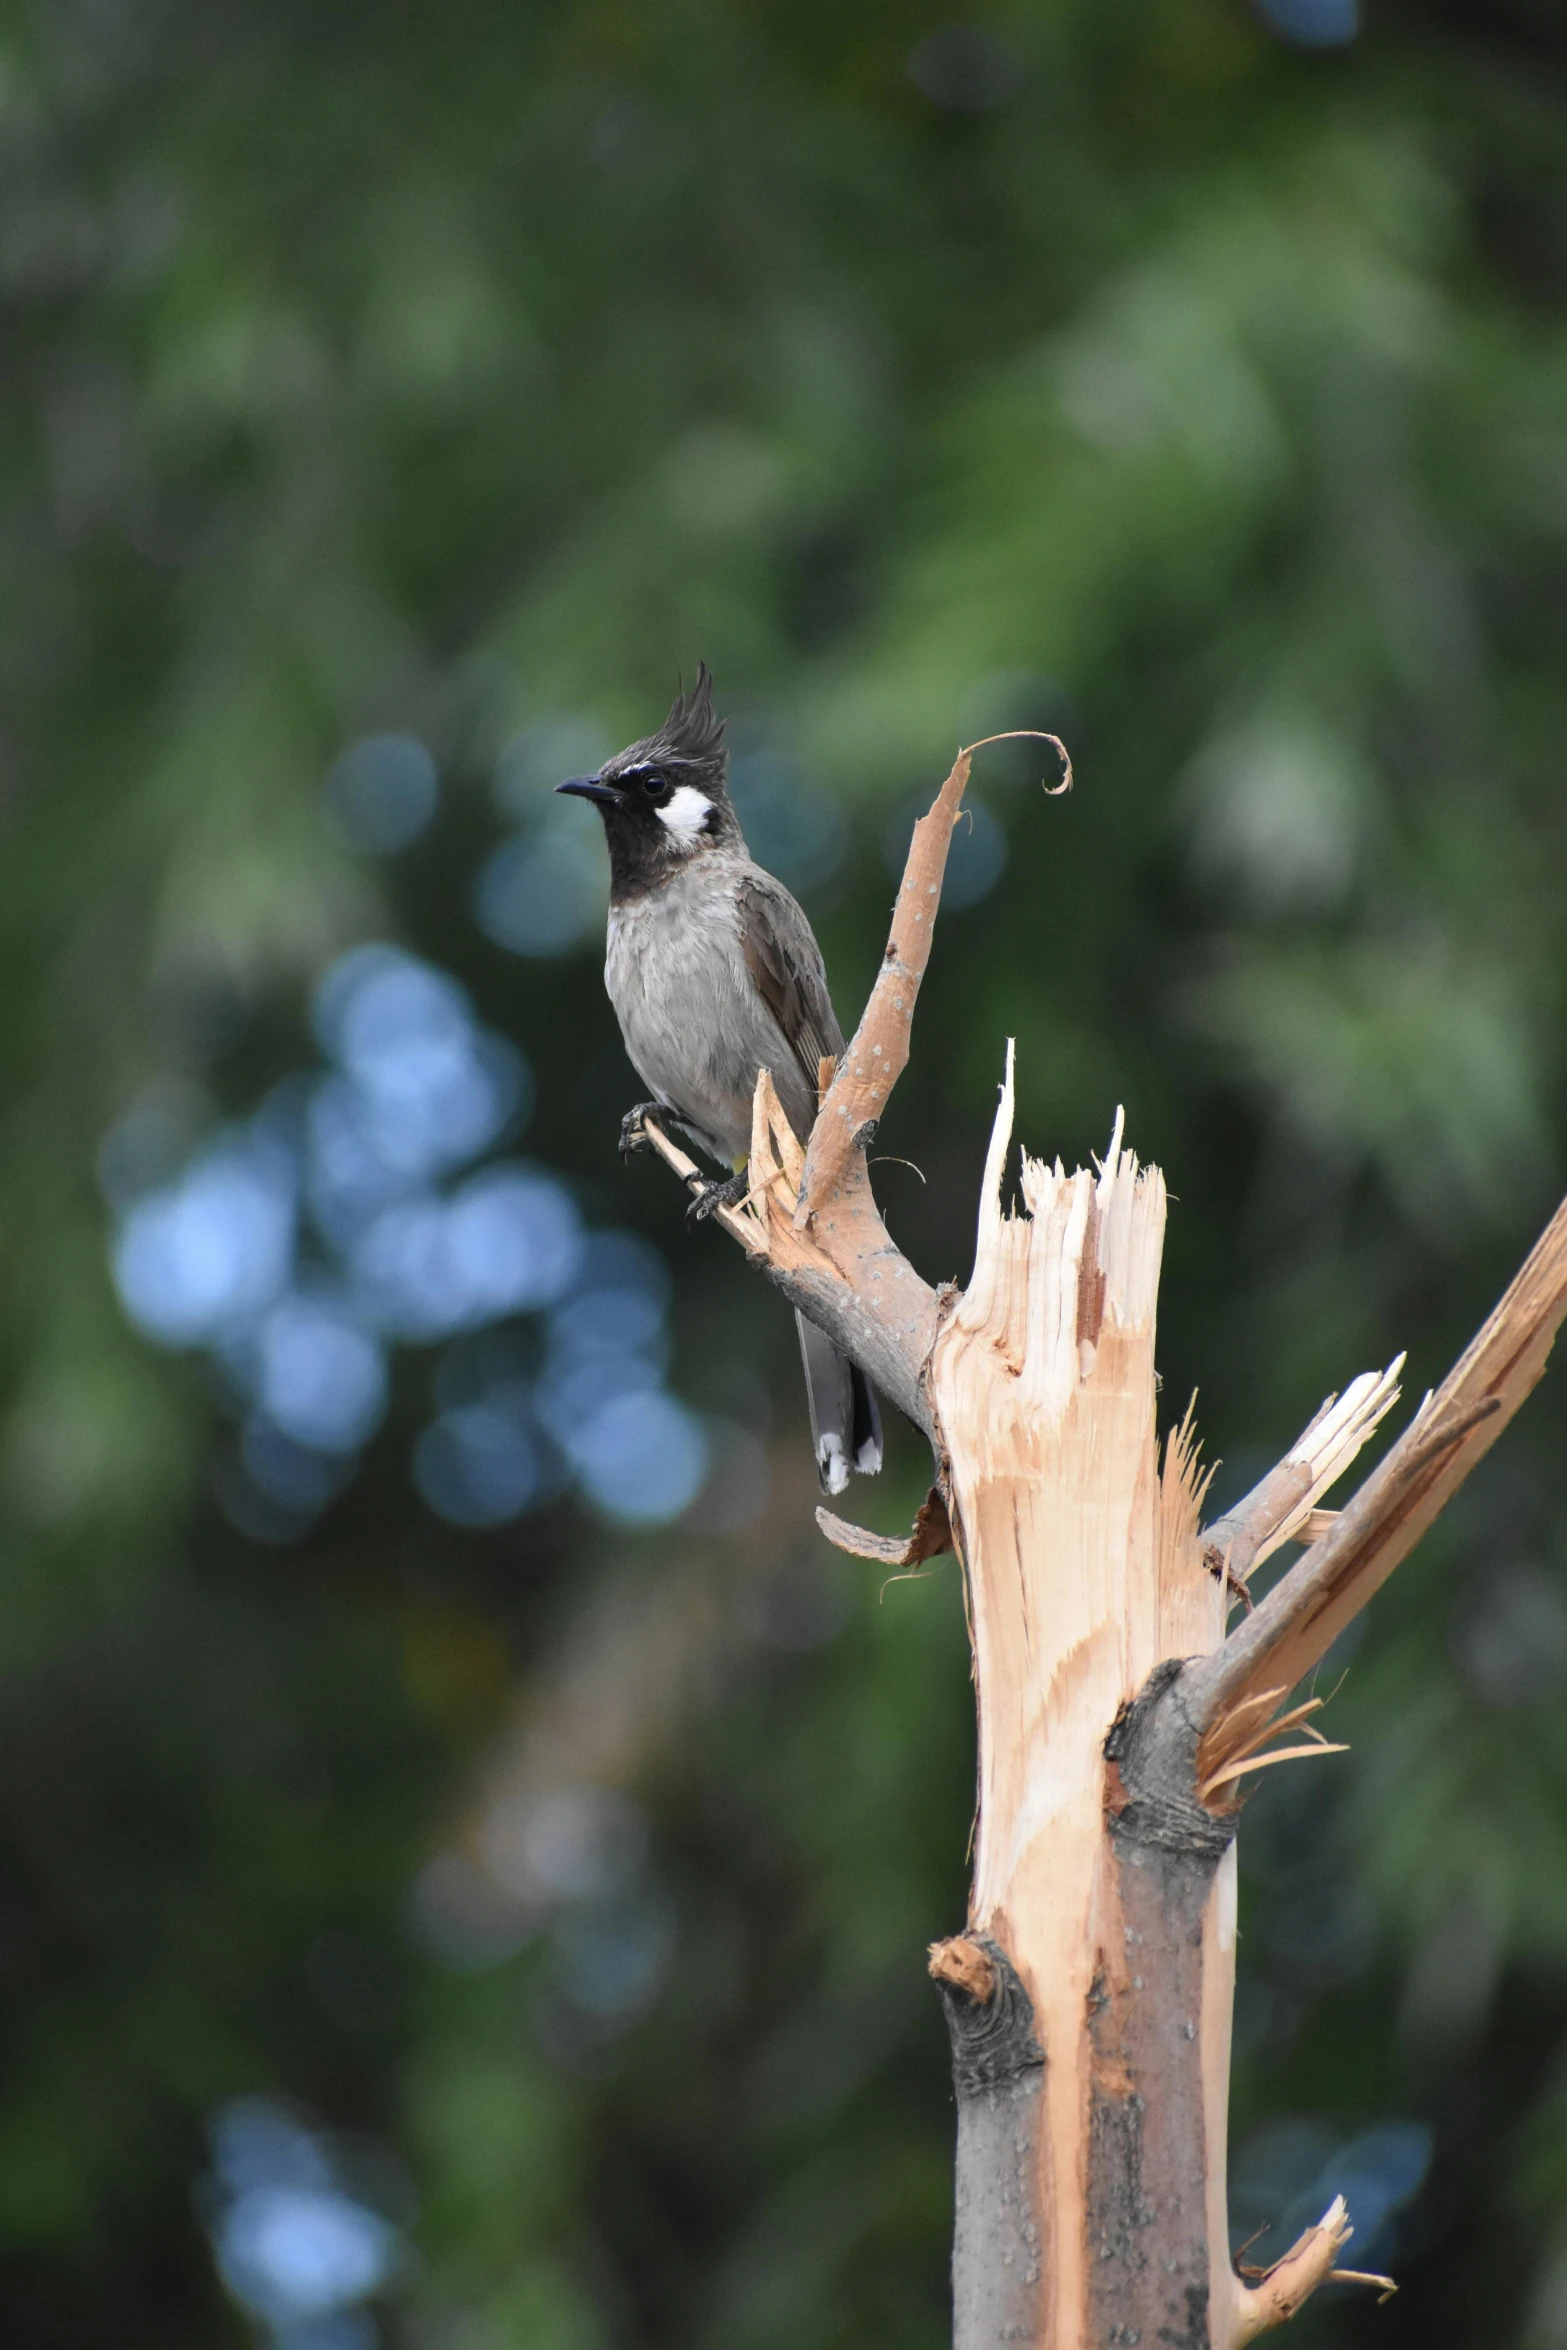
[1104,1659,1235,1865]
[929,1935,1044,2092]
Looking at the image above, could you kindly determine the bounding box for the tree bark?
[932,1937,1048,2343]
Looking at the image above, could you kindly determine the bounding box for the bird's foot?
[686,1170,749,1226]
[620,1102,667,1161]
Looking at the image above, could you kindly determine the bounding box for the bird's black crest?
[602,662,729,789]
[653,662,726,772]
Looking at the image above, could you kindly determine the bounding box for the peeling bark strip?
[931,1936,1048,2349]
[635,741,1567,2347]
[816,1482,953,1566]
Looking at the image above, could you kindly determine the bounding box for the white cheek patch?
[658,784,713,845]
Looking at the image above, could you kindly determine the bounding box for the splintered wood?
[931,1050,1227,2347]
[1231,2196,1358,2343]
[1193,1184,1567,1743]
[934,1051,1219,1920]
[1201,1365,1404,1590]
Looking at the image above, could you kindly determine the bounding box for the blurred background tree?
[1,0,1566,2342]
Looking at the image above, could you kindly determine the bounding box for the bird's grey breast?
[605,860,796,1164]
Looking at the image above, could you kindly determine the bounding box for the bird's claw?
[620,1102,666,1161]
[620,1103,743,1224]
[686,1171,749,1226]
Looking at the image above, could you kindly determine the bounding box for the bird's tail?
[795,1310,883,1496]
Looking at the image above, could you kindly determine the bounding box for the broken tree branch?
[794,732,1068,1230]
[1200,1363,1404,1590]
[795,747,976,1224]
[1189,1189,1567,1741]
[1231,2197,1354,2343]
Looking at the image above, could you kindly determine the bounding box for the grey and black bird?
[557,668,882,1495]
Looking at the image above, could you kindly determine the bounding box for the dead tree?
[632,747,1567,2349]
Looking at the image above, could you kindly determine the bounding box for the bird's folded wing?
[736,870,844,1120]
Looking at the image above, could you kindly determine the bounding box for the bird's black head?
[556,665,744,900]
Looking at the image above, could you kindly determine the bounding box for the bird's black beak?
[555,774,622,807]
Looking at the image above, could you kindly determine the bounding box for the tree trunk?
[929,1068,1238,2349]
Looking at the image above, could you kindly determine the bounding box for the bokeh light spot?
[323,733,439,856]
[445,1164,585,1317]
[306,948,532,1234]
[251,1295,389,1454]
[474,828,606,957]
[565,1389,708,1524]
[492,717,613,820]
[351,1166,583,1340]
[414,1403,542,1526]
[556,1890,675,2021]
[485,1785,649,1904]
[205,2098,407,2331]
[113,1136,295,1346]
[216,2183,398,2322]
[1253,0,1358,45]
[729,751,846,894]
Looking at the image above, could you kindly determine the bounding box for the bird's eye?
[632,769,668,798]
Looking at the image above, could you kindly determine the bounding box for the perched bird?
[557,668,882,1495]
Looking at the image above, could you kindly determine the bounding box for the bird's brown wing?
[737,869,844,1133]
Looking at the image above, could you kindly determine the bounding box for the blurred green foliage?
[2,0,1567,2343]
